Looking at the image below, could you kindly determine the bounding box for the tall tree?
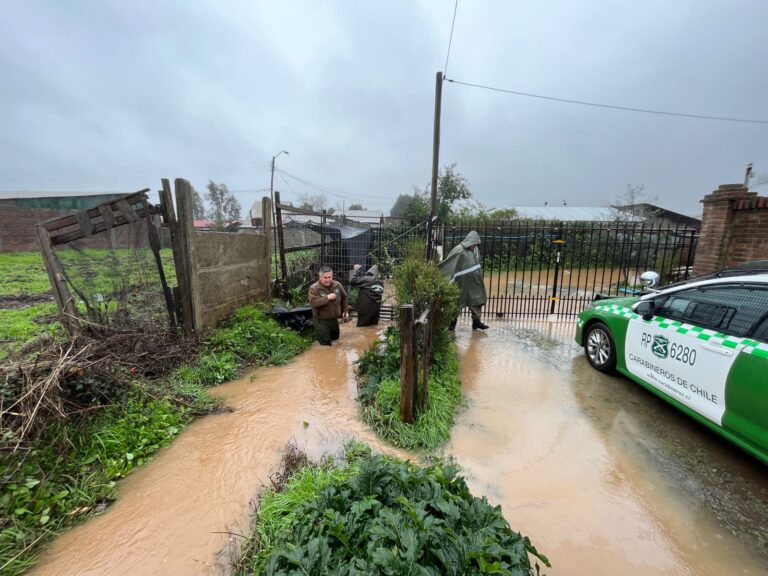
[405,163,473,222]
[348,203,366,210]
[297,192,331,212]
[191,186,206,219]
[390,194,415,217]
[205,180,241,222]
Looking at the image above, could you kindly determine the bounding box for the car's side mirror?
[640,271,660,289]
[634,300,655,321]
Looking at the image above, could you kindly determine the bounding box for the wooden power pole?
[426,71,443,260]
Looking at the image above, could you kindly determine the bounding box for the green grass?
[0,305,309,576]
[0,252,50,297]
[0,303,62,363]
[237,442,549,575]
[357,328,464,451]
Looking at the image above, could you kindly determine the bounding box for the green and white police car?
[576,266,768,465]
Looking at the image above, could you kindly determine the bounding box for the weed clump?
[238,442,550,575]
[357,327,462,451]
[0,305,310,576]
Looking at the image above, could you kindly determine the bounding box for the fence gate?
[440,221,698,319]
[273,199,428,318]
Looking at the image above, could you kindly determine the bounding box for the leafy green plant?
[239,444,550,575]
[394,257,459,331]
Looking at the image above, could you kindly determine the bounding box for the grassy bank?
[357,328,463,451]
[0,306,310,576]
[237,442,549,575]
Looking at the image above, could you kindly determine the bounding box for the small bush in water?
[241,444,550,575]
[357,327,462,450]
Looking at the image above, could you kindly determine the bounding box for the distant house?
[614,203,701,228]
[0,191,129,252]
[342,209,384,226]
[193,219,216,230]
[505,204,701,228]
[509,206,621,222]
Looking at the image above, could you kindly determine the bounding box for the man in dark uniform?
[349,263,384,326]
[308,266,349,345]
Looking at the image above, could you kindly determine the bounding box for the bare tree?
[611,184,658,222]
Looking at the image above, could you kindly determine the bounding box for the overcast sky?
[2,0,767,216]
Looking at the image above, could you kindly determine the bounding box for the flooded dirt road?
[450,320,768,575]
[33,320,767,575]
[31,326,396,576]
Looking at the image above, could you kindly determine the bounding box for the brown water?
[32,320,768,575]
[450,321,768,575]
[31,326,400,576]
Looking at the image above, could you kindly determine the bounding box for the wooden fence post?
[399,304,416,423]
[274,191,289,299]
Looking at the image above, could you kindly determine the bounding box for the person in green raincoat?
[438,230,489,331]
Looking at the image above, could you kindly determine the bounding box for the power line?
[443,0,459,77]
[446,78,768,125]
[276,168,386,202]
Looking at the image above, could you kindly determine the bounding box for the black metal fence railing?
[440,220,698,318]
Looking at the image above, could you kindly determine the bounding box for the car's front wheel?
[585,322,617,372]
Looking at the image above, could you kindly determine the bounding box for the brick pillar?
[693,184,756,276]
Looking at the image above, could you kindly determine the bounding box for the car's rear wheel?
[585,322,616,372]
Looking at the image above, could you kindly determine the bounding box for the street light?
[270,150,289,279]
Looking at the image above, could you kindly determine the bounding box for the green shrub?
[239,444,549,575]
[358,329,462,451]
[394,257,459,331]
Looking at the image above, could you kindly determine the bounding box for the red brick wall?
[693,184,768,276]
[0,206,78,252]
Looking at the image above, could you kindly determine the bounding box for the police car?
[575,263,768,465]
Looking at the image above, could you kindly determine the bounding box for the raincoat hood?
[460,231,482,249]
[365,265,381,280]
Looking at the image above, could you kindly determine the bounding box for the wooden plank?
[174,178,198,331]
[274,191,289,298]
[35,224,80,335]
[49,205,155,245]
[399,304,416,423]
[115,199,140,223]
[42,190,150,232]
[76,211,94,237]
[99,205,118,248]
[145,205,176,327]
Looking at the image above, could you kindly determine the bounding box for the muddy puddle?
[31,326,401,576]
[450,320,768,575]
[32,319,767,575]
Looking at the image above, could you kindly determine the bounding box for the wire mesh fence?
[38,192,176,333]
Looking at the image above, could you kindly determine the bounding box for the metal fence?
[440,220,698,318]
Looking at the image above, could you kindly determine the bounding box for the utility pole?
[269,150,289,279]
[426,71,443,260]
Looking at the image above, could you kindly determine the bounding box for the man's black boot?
[472,317,489,330]
[448,319,457,331]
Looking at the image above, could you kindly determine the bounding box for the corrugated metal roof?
[0,191,128,200]
[508,206,635,221]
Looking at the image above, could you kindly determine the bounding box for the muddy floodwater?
[33,320,767,575]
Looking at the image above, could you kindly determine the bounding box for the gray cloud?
[1,0,766,215]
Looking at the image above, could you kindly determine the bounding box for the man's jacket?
[308,280,348,320]
[438,230,487,309]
